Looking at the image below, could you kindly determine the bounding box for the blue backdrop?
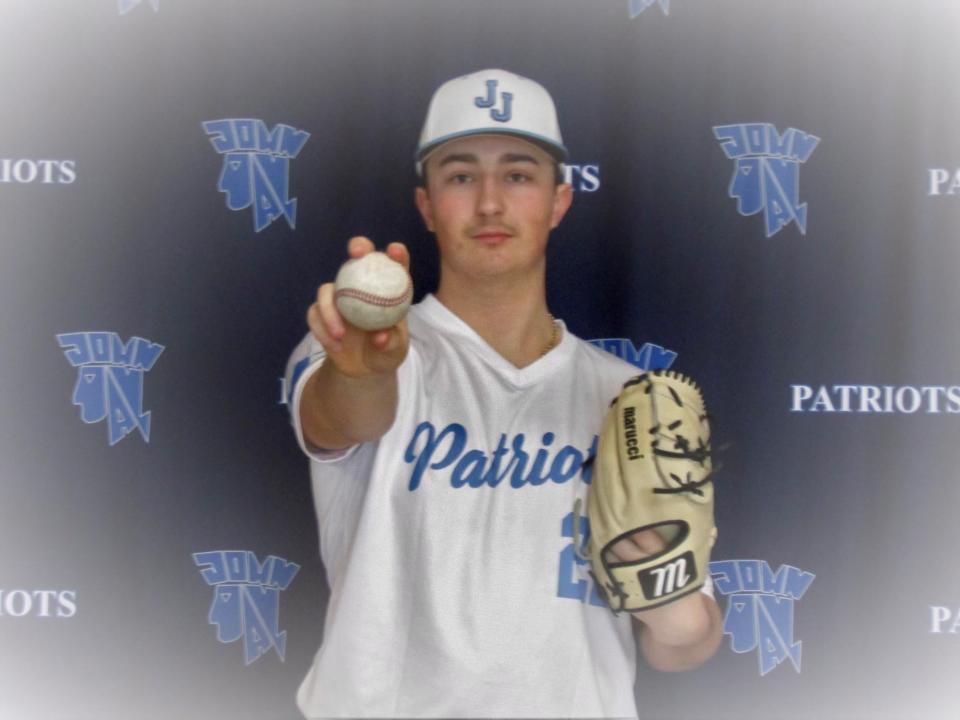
[2,1,959,718]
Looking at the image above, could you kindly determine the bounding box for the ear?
[415,186,435,232]
[549,182,573,230]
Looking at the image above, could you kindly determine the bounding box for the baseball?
[333,251,413,331]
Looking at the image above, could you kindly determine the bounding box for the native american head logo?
[203,119,310,232]
[714,123,820,237]
[709,559,815,675]
[194,551,300,665]
[57,332,163,445]
[588,340,676,371]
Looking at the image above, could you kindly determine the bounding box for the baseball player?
[286,68,721,719]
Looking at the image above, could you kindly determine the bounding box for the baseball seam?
[334,280,413,308]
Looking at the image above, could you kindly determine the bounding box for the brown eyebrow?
[501,152,541,166]
[436,152,542,168]
[437,153,478,168]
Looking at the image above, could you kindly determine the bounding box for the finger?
[631,530,667,555]
[347,236,375,258]
[363,321,409,374]
[606,530,666,563]
[369,318,409,356]
[370,329,392,349]
[370,318,404,349]
[606,538,645,564]
[306,303,342,353]
[385,242,410,272]
[318,283,346,341]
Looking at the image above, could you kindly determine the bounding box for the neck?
[435,266,559,369]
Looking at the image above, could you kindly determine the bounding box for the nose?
[476,174,504,217]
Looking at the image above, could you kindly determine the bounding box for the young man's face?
[415,134,572,283]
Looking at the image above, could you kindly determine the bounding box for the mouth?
[471,230,513,245]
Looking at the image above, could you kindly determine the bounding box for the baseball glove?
[580,370,717,614]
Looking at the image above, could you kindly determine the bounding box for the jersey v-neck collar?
[413,294,575,389]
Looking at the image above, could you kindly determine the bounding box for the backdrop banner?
[2,1,958,718]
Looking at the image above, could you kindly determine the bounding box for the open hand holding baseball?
[307,237,412,378]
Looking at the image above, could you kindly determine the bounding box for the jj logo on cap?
[474,80,513,123]
[415,69,567,173]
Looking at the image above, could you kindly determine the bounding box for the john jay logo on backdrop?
[203,119,310,232]
[589,339,676,370]
[57,333,164,445]
[713,124,820,237]
[709,559,815,675]
[194,551,299,665]
[629,0,670,17]
[118,0,158,13]
[475,80,512,123]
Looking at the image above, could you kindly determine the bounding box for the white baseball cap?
[415,68,568,175]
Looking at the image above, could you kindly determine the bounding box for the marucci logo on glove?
[622,406,641,460]
[640,550,697,600]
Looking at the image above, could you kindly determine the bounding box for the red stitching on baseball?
[335,279,413,307]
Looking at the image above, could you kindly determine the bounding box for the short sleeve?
[284,332,359,463]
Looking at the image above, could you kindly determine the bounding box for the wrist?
[323,352,395,383]
[632,590,712,647]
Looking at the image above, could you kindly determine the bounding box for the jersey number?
[557,511,606,607]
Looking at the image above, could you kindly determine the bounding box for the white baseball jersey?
[286,295,677,719]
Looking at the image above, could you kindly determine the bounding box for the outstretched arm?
[300,236,411,450]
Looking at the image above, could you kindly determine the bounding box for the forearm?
[299,359,399,450]
[635,591,723,672]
